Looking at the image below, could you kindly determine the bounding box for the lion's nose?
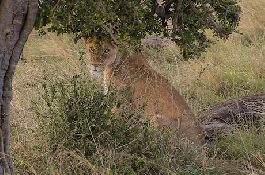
[91,63,102,71]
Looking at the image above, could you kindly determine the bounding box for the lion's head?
[84,38,119,76]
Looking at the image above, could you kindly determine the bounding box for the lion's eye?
[104,49,110,54]
[89,47,96,53]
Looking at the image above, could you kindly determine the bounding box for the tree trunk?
[0,0,38,174]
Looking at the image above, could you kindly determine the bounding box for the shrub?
[35,73,205,174]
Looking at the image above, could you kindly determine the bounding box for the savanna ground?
[11,0,264,174]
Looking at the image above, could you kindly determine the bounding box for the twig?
[188,0,226,39]
[172,0,183,41]
[101,23,121,46]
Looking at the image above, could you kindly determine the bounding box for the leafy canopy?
[36,0,241,58]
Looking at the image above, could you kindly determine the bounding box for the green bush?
[35,73,205,174]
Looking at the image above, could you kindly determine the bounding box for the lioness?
[84,38,204,144]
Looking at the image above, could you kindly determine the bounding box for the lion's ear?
[83,37,94,44]
[110,40,118,47]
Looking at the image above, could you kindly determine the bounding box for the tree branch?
[172,0,183,41]
[188,0,226,38]
[101,24,120,45]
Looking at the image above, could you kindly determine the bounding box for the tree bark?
[0,0,38,174]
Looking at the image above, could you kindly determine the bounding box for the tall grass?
[146,18,264,112]
[11,0,265,174]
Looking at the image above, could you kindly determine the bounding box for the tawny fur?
[85,39,204,144]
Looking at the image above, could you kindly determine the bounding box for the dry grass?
[11,32,90,174]
[10,0,265,174]
[147,0,265,111]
